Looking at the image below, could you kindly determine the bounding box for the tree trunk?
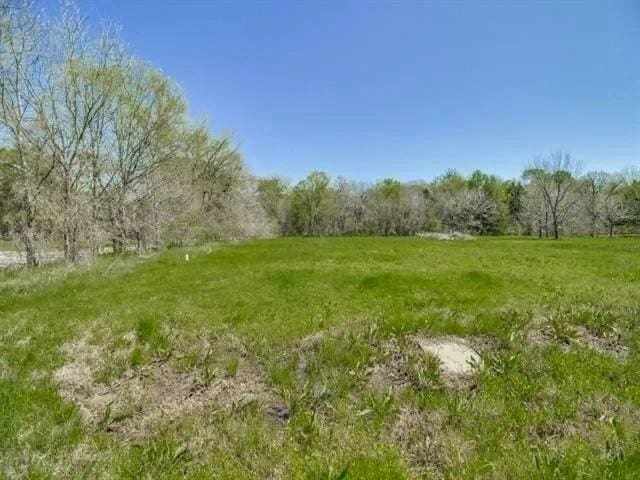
[21,228,38,267]
[609,223,614,237]
[20,195,38,267]
[112,237,123,254]
[136,231,146,254]
[61,177,80,263]
[112,194,126,254]
[552,217,559,240]
[91,156,100,256]
[544,211,549,238]
[63,226,79,263]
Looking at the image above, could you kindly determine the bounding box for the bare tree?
[329,177,367,235]
[523,152,581,239]
[366,178,403,235]
[34,3,123,261]
[430,188,497,234]
[521,183,549,238]
[582,171,609,236]
[600,176,626,237]
[0,0,50,265]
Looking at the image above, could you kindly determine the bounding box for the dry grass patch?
[54,333,286,439]
[390,406,448,477]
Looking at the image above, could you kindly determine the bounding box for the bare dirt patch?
[54,336,286,438]
[574,326,629,359]
[368,339,411,392]
[368,335,485,392]
[525,323,629,359]
[390,406,446,477]
[414,336,483,376]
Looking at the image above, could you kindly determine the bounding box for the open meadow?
[1,236,639,479]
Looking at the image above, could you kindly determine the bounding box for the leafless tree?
[34,3,123,261]
[430,188,497,234]
[600,176,626,237]
[0,0,49,265]
[328,177,367,235]
[582,171,609,236]
[523,152,581,239]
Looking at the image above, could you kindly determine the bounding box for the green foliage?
[257,176,289,221]
[373,178,402,201]
[292,171,332,235]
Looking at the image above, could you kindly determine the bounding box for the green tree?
[505,180,525,230]
[292,171,331,235]
[257,177,288,221]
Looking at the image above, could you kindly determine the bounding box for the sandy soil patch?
[414,336,483,376]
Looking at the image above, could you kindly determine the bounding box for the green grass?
[0,239,19,251]
[1,237,639,479]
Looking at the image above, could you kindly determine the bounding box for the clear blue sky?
[46,0,639,182]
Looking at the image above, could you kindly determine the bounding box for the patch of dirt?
[525,324,629,359]
[53,336,287,438]
[414,336,483,376]
[52,441,103,479]
[390,406,446,477]
[299,331,326,351]
[525,327,555,347]
[574,326,629,359]
[368,339,411,392]
[527,418,577,442]
[368,335,485,392]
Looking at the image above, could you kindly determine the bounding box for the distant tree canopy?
[257,158,640,239]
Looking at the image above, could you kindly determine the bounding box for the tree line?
[1,1,270,265]
[2,2,638,267]
[257,154,640,239]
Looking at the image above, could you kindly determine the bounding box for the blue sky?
[46,0,639,182]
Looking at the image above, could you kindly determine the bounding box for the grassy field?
[1,237,639,479]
